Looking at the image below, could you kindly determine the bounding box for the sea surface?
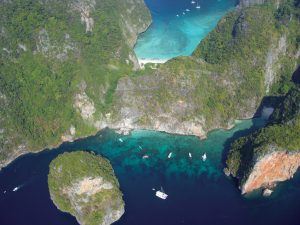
[1,117,300,225]
[134,0,238,60]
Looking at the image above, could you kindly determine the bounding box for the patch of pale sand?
[138,58,168,68]
[75,177,113,196]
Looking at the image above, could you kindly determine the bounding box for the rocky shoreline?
[48,152,125,225]
[241,150,300,195]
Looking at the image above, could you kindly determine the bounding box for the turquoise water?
[134,0,237,60]
[3,117,300,225]
[92,119,265,180]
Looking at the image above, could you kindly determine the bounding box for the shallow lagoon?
[134,0,237,60]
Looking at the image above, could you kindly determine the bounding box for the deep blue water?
[134,0,238,60]
[1,118,300,225]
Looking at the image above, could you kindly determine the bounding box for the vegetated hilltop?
[109,0,300,137]
[0,0,151,168]
[0,0,299,171]
[226,83,300,194]
[48,151,124,225]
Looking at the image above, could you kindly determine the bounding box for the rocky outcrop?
[265,35,287,93]
[0,0,151,171]
[71,0,96,33]
[48,152,124,225]
[107,71,236,138]
[118,0,151,68]
[241,150,300,194]
[60,176,124,225]
[36,29,77,61]
[74,92,96,121]
[226,87,300,195]
[118,0,151,47]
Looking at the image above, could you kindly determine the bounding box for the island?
[226,85,300,195]
[48,151,124,225]
[0,0,299,198]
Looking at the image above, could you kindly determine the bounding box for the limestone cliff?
[226,86,300,194]
[241,150,300,194]
[0,0,299,172]
[48,151,124,225]
[0,0,151,170]
[104,0,299,138]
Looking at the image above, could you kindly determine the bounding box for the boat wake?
[12,183,25,192]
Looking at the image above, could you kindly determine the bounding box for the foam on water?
[134,0,237,60]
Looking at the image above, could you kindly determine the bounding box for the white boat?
[191,0,196,4]
[168,152,172,158]
[118,138,124,143]
[182,12,185,15]
[189,152,192,158]
[143,155,149,159]
[202,153,207,161]
[155,187,168,200]
[186,9,190,12]
[196,1,201,9]
[176,14,179,17]
[12,187,19,192]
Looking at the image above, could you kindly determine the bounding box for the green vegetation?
[48,151,124,225]
[0,0,150,160]
[119,0,299,131]
[193,4,275,65]
[226,86,300,180]
[1,0,300,170]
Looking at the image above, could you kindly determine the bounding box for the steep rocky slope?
[48,151,124,225]
[106,0,300,137]
[226,85,300,194]
[0,0,151,169]
[0,0,299,171]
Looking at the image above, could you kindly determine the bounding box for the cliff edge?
[226,85,300,194]
[48,151,124,225]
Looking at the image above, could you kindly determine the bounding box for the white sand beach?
[138,58,168,68]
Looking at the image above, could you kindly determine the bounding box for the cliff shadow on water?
[220,94,283,176]
[221,90,287,162]
[221,120,260,166]
[292,66,300,84]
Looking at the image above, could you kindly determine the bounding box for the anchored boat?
[202,153,207,161]
[12,186,19,192]
[156,187,168,200]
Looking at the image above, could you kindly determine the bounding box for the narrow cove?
[134,0,238,60]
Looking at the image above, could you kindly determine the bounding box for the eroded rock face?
[0,0,152,171]
[74,92,96,120]
[71,0,96,33]
[48,152,124,225]
[109,74,210,138]
[241,151,300,194]
[36,29,77,60]
[265,35,287,93]
[72,177,113,195]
